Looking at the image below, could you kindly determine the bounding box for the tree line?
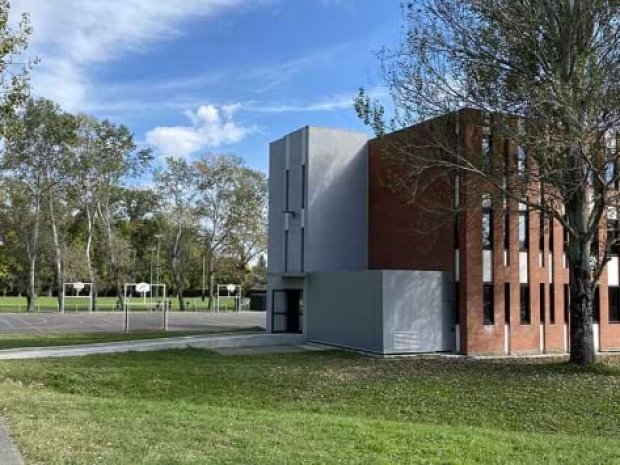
[0,98,267,312]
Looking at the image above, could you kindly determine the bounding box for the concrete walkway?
[0,333,305,361]
[0,418,23,465]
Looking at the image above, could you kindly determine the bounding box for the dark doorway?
[272,289,303,333]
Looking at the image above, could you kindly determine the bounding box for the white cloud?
[247,87,388,114]
[10,0,256,111]
[146,104,256,158]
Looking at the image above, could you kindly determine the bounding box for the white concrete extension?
[0,333,305,361]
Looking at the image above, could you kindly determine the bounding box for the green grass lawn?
[0,296,245,312]
[0,351,619,464]
[0,327,264,350]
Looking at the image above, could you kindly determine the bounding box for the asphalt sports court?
[0,311,266,335]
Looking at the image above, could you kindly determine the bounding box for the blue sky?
[12,0,402,172]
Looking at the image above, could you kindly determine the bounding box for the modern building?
[267,109,620,356]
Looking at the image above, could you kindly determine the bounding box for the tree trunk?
[566,181,597,366]
[169,226,186,312]
[27,254,36,313]
[49,196,64,313]
[85,207,97,311]
[26,200,41,313]
[207,255,215,310]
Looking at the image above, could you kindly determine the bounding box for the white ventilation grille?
[393,331,421,351]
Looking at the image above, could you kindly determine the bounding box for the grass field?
[0,296,244,313]
[0,351,619,464]
[0,327,264,350]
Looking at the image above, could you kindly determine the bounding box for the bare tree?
[356,0,620,365]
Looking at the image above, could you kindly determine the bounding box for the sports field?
[0,296,245,313]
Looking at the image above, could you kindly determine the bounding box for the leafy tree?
[356,0,620,365]
[85,119,151,308]
[154,157,199,311]
[1,99,76,312]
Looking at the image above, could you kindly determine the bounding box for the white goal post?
[217,284,242,313]
[123,282,168,332]
[62,282,93,314]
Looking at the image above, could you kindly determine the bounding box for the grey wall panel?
[285,130,305,273]
[306,127,369,272]
[307,271,383,353]
[382,271,456,353]
[268,138,287,274]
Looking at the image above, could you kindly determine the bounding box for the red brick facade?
[368,109,620,355]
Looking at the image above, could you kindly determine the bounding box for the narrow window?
[519,206,529,251]
[300,228,305,273]
[564,284,570,323]
[482,201,493,250]
[504,210,510,251]
[454,215,459,250]
[540,283,546,323]
[284,230,289,272]
[484,283,494,325]
[550,284,555,324]
[482,114,493,173]
[284,169,290,211]
[608,218,619,255]
[563,216,569,252]
[454,283,460,324]
[593,287,600,323]
[520,284,531,324]
[539,213,545,255]
[516,146,526,175]
[301,164,306,209]
[504,283,511,324]
[610,286,620,323]
[549,215,554,251]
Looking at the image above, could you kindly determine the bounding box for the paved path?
[0,333,305,360]
[0,311,265,334]
[0,418,23,465]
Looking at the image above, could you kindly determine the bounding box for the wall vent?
[393,331,421,351]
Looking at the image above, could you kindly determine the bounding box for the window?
[520,284,531,324]
[608,219,619,255]
[482,114,493,173]
[549,215,555,250]
[564,284,570,323]
[540,283,546,323]
[504,210,510,251]
[484,284,494,325]
[301,164,306,209]
[454,283,460,324]
[516,146,526,175]
[503,141,510,179]
[593,287,600,323]
[563,216,569,252]
[504,283,511,324]
[610,286,620,323]
[605,132,618,188]
[539,213,546,254]
[482,203,493,250]
[550,284,555,324]
[454,215,460,250]
[300,228,305,273]
[519,207,529,251]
